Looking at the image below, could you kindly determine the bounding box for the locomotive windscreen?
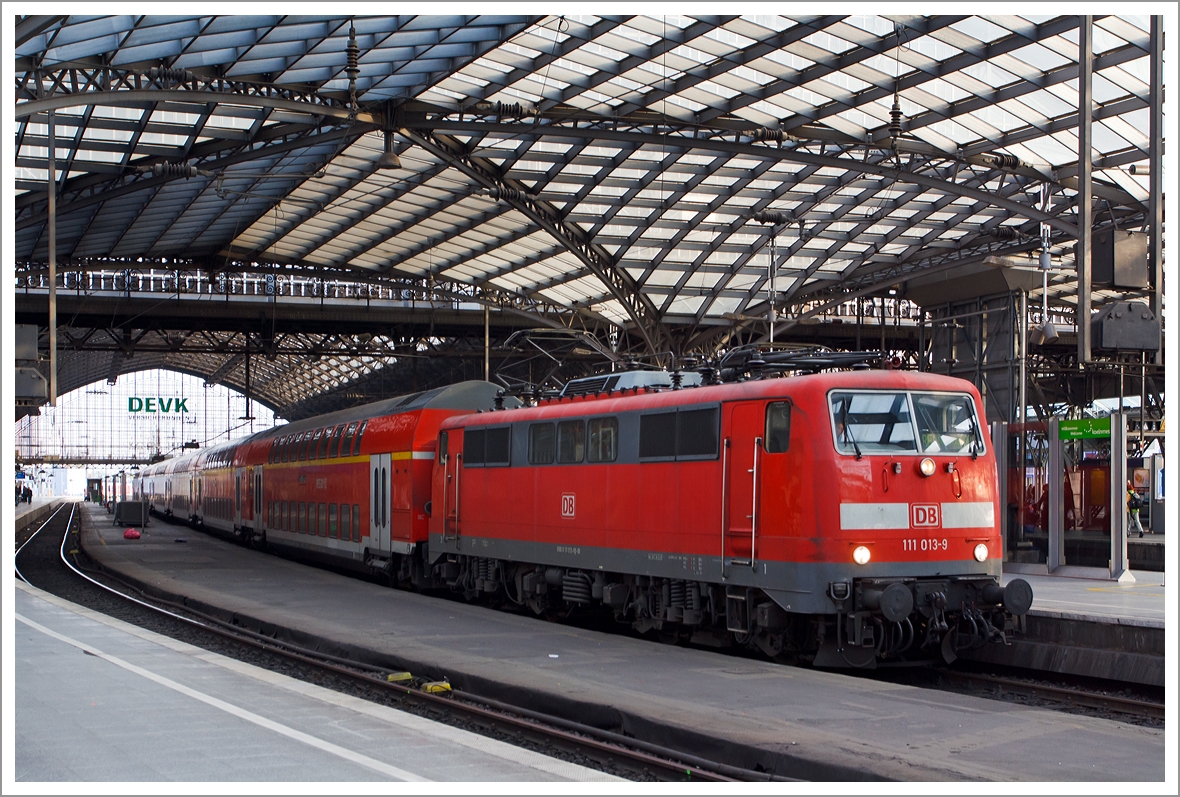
[830,391,983,456]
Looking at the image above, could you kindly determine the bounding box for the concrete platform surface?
[74,504,1166,782]
[1003,570,1165,627]
[14,496,65,526]
[14,582,620,783]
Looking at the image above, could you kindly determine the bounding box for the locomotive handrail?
[751,437,761,571]
[720,438,729,579]
[454,453,461,544]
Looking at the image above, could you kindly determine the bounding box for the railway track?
[15,502,794,783]
[936,669,1165,722]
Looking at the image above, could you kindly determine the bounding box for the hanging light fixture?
[377,130,401,170]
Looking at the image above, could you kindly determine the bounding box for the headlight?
[973,543,988,562]
[919,457,936,476]
[853,545,871,565]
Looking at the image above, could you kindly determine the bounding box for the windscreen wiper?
[841,399,863,460]
[967,410,982,460]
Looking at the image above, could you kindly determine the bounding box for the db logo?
[561,493,576,518]
[911,503,940,528]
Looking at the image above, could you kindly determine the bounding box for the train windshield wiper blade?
[841,400,862,460]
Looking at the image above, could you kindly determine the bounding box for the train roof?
[443,369,983,427]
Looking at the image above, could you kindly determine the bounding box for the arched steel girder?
[399,126,670,355]
[412,120,1087,236]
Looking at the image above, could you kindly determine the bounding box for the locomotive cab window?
[912,394,984,455]
[587,417,618,463]
[557,420,584,463]
[765,402,791,453]
[528,423,555,465]
[439,431,448,461]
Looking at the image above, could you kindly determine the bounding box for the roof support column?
[1149,15,1164,365]
[1076,15,1093,365]
[47,109,58,406]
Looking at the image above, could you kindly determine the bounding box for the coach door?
[234,468,243,527]
[369,454,391,551]
[254,466,264,532]
[723,402,763,571]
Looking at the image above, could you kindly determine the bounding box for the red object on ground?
[123,529,141,539]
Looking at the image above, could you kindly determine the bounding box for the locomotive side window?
[485,427,511,466]
[912,394,984,455]
[587,417,618,462]
[439,431,448,461]
[464,428,486,466]
[352,421,367,456]
[528,423,555,464]
[639,412,677,459]
[328,425,345,457]
[765,402,792,453]
[557,420,585,463]
[677,407,719,458]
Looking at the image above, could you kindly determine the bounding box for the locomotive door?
[724,402,763,570]
[440,432,460,542]
[369,454,391,551]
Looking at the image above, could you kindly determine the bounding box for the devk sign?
[128,397,190,413]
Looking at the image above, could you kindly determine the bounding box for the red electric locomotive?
[428,369,1032,666]
[139,370,1031,667]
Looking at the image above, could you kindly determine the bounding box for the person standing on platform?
[1127,480,1145,538]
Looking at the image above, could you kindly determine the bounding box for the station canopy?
[13,13,1160,367]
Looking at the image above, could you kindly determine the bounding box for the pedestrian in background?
[1127,480,1145,538]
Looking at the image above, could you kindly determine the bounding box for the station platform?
[14,497,65,530]
[13,581,619,783]
[72,504,1164,781]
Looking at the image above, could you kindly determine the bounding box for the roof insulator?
[480,186,535,203]
[143,162,211,179]
[752,210,791,225]
[346,25,360,116]
[146,66,194,85]
[889,97,903,139]
[474,100,537,118]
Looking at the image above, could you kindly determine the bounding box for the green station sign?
[1058,417,1111,440]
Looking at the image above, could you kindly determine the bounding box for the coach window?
[529,423,555,464]
[277,436,287,463]
[341,422,359,457]
[328,425,345,458]
[352,421,367,456]
[299,502,307,533]
[557,420,584,463]
[284,435,296,463]
[340,504,350,541]
[587,417,618,462]
[639,412,677,459]
[329,504,338,538]
[485,427,511,466]
[765,402,792,453]
[464,428,486,466]
[319,502,328,535]
[313,428,327,458]
[307,429,322,460]
[352,504,360,541]
[298,431,312,461]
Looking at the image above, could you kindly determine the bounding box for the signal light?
[853,545,871,565]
